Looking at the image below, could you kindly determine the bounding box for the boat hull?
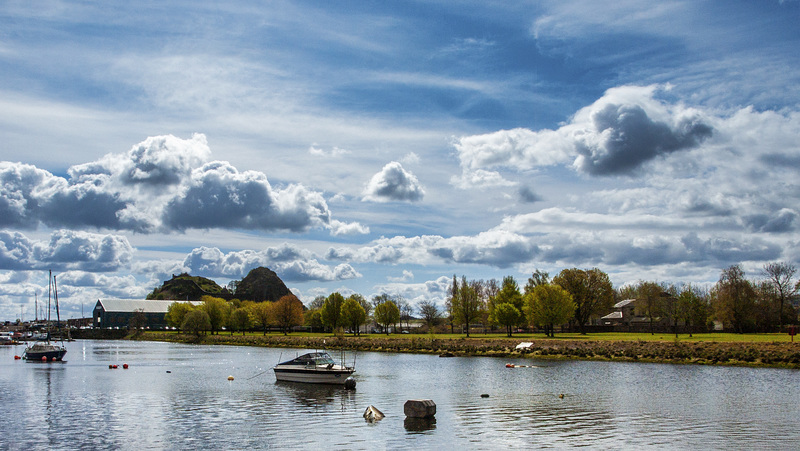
[273,367,354,384]
[23,345,67,361]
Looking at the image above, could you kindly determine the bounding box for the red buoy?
[14,355,21,360]
[41,356,47,362]
[123,363,129,369]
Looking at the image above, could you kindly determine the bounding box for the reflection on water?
[1,340,799,449]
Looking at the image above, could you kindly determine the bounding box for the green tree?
[493,303,523,337]
[348,293,372,319]
[340,297,367,336]
[165,302,195,329]
[524,269,550,295]
[201,296,230,335]
[374,300,400,334]
[712,264,756,333]
[489,276,525,330]
[228,307,251,335]
[525,284,575,337]
[272,294,304,335]
[553,268,614,334]
[321,292,345,332]
[181,309,211,336]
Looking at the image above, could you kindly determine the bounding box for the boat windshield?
[281,352,336,366]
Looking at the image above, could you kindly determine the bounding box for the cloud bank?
[1,134,366,236]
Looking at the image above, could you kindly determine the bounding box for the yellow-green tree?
[249,301,272,335]
[181,309,211,336]
[340,297,367,336]
[493,303,522,337]
[374,300,400,334]
[201,296,230,335]
[228,307,251,335]
[165,302,195,329]
[525,283,575,337]
[488,276,524,333]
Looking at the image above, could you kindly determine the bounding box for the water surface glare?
[2,340,798,449]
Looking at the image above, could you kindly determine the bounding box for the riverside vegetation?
[98,261,800,369]
[121,330,800,369]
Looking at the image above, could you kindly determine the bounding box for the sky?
[1,0,800,321]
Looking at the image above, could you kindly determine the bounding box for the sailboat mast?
[54,275,61,326]
[48,270,52,323]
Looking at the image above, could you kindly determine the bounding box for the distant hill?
[234,267,291,302]
[146,267,290,303]
[146,273,230,301]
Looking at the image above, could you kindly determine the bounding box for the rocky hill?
[234,267,291,302]
[146,273,230,301]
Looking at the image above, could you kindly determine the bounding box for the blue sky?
[2,0,799,321]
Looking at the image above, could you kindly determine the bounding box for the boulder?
[404,399,436,418]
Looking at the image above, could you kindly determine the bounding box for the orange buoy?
[227,375,234,381]
[14,355,21,360]
[505,363,514,368]
[123,363,129,369]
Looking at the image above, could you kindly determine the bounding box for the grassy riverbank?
[122,330,800,369]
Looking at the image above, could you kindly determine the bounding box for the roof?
[94,299,202,314]
[601,311,623,320]
[613,299,637,308]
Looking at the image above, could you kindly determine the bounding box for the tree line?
[165,294,304,336]
[163,261,799,337]
[445,262,799,337]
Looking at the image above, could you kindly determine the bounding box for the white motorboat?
[273,351,354,384]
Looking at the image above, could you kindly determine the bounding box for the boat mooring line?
[246,369,270,380]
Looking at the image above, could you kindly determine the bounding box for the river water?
[1,339,798,450]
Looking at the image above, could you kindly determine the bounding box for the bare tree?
[417,300,442,331]
[763,262,798,331]
[712,265,756,333]
[451,276,483,337]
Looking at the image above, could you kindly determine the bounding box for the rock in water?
[404,399,436,418]
[363,405,385,422]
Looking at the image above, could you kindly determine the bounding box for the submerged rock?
[363,405,384,422]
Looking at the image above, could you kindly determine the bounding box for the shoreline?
[112,331,800,369]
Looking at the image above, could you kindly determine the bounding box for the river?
[1,339,798,449]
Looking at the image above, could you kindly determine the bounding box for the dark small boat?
[23,271,67,362]
[22,341,67,361]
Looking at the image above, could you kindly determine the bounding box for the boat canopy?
[278,352,336,366]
